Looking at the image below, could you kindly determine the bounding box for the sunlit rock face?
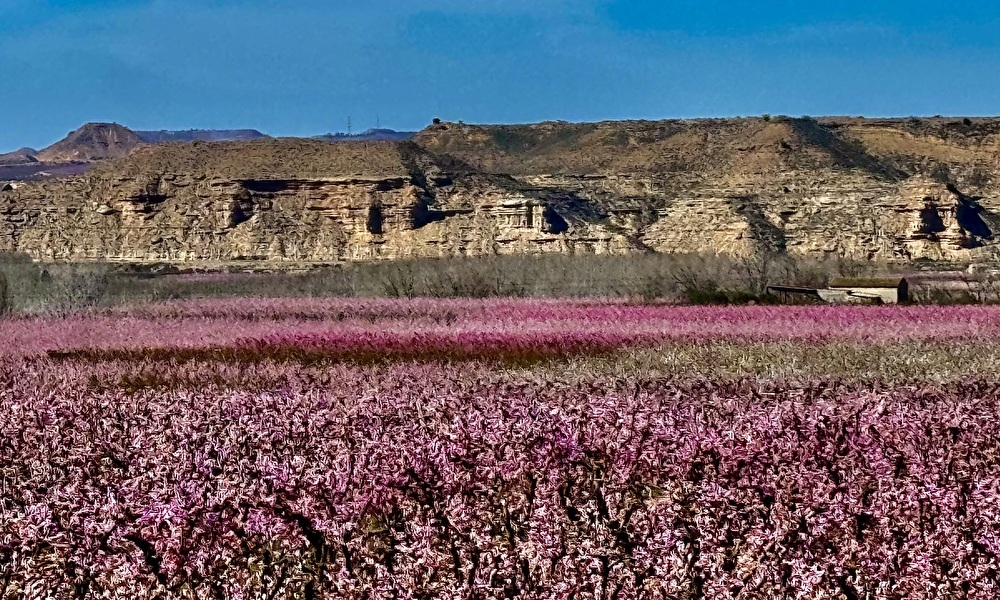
[0,140,639,264]
[5,116,1000,264]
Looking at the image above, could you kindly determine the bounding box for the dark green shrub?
[0,271,8,316]
[684,288,731,305]
[724,290,764,305]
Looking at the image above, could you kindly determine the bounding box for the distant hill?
[136,129,269,143]
[0,147,38,166]
[9,125,409,171]
[313,128,415,142]
[3,124,272,180]
[36,123,143,162]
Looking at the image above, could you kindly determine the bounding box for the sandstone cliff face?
[4,117,1000,264]
[417,117,1000,262]
[0,140,636,263]
[516,171,1000,261]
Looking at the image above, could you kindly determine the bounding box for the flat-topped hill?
[414,118,886,175]
[135,129,269,143]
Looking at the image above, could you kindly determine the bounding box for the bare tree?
[49,264,110,313]
[665,253,730,302]
[736,251,780,297]
[381,262,417,298]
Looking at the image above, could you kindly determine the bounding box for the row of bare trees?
[0,251,887,314]
[23,250,1000,313]
[360,252,878,302]
[0,270,8,316]
[0,254,110,316]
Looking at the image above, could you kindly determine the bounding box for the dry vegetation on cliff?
[416,116,1000,185]
[415,117,900,178]
[94,138,419,180]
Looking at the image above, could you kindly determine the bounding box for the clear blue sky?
[2,0,1000,151]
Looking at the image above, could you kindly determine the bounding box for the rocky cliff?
[417,117,1000,262]
[0,139,628,263]
[4,116,1000,264]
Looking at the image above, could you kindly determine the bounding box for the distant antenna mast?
[376,114,380,129]
[347,117,352,136]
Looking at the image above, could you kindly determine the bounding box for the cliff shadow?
[787,118,906,182]
[730,195,787,253]
[948,183,997,244]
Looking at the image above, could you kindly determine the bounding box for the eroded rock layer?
[0,140,635,263]
[5,117,1000,264]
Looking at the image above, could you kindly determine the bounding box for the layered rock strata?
[0,140,637,263]
[4,117,1000,264]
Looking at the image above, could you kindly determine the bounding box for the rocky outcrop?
[416,117,1000,262]
[5,116,1000,264]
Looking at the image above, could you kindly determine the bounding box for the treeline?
[0,252,895,315]
[6,251,998,314]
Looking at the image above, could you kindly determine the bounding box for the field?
[4,298,1000,598]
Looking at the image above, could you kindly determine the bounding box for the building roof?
[767,285,820,295]
[828,277,907,289]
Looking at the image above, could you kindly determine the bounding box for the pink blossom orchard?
[6,298,1000,356]
[4,299,1000,598]
[4,365,1000,598]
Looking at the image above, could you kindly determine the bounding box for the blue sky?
[2,0,1000,151]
